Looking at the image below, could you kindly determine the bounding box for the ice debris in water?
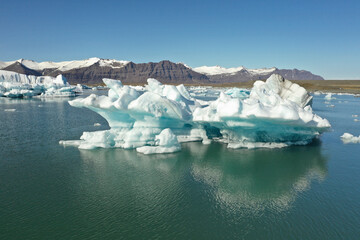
[341,133,360,144]
[94,123,101,127]
[0,70,76,98]
[324,93,335,101]
[60,74,331,154]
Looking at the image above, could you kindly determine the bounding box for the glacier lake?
[1,91,360,239]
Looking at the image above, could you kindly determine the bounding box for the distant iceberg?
[341,133,360,144]
[60,74,330,153]
[0,70,76,98]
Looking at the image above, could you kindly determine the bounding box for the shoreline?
[84,80,360,94]
[182,80,360,94]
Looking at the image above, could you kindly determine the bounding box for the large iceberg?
[61,74,330,154]
[0,70,76,98]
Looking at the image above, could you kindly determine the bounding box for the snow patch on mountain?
[247,67,277,75]
[192,66,245,75]
[192,65,278,76]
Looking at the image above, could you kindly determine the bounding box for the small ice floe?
[0,71,76,98]
[313,91,322,96]
[4,109,16,112]
[341,133,360,144]
[94,123,101,126]
[326,105,335,108]
[352,115,359,118]
[354,119,359,122]
[324,93,333,100]
[38,105,43,107]
[59,140,82,147]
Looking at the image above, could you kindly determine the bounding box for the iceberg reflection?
[78,140,327,213]
[188,141,327,212]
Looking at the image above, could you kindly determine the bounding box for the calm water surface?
[0,93,360,239]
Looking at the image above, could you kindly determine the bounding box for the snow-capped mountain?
[192,65,277,76]
[191,65,323,82]
[192,66,246,75]
[0,57,130,73]
[0,58,324,84]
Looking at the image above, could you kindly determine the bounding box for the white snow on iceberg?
[0,70,76,98]
[60,74,331,154]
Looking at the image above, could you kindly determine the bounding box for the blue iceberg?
[60,74,330,154]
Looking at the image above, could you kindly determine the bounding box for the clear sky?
[0,0,359,79]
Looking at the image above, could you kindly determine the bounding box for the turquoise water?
[1,93,360,239]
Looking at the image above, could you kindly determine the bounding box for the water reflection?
[188,140,327,212]
[78,140,327,213]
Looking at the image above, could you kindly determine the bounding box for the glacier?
[60,74,331,154]
[0,70,76,98]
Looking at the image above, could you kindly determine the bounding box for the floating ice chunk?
[352,115,358,118]
[4,109,16,112]
[59,140,83,147]
[341,133,360,144]
[94,123,101,126]
[75,84,84,93]
[41,86,76,97]
[136,128,181,154]
[324,93,335,100]
[78,130,115,149]
[0,70,75,98]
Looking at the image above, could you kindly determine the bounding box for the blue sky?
[0,0,359,79]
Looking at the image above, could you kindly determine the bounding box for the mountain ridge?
[0,58,324,84]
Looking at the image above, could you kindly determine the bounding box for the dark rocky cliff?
[47,60,210,85]
[3,62,42,76]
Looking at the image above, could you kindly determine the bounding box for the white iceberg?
[341,133,360,144]
[0,70,76,98]
[61,74,330,153]
[324,93,335,101]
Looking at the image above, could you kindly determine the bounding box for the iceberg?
[341,133,360,144]
[61,74,330,154]
[0,70,76,98]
